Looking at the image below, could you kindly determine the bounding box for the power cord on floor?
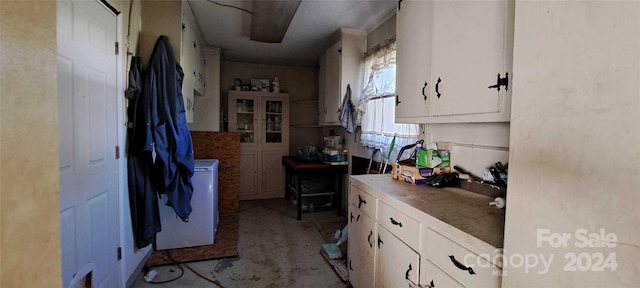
[145,261,184,284]
[147,250,225,287]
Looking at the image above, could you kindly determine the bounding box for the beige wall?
[0,1,61,287]
[220,61,321,154]
[503,1,640,286]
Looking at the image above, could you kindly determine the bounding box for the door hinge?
[115,41,120,55]
[115,146,120,159]
[117,247,122,260]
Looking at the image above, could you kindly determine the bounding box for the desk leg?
[336,174,343,217]
[297,173,302,220]
[284,168,290,200]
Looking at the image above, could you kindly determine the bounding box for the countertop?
[351,174,505,249]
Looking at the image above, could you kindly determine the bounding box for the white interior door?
[57,0,119,287]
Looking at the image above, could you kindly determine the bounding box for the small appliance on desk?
[323,136,348,165]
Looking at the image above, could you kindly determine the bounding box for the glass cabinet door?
[235,97,256,144]
[264,99,283,144]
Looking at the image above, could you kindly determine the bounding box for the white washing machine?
[156,159,219,250]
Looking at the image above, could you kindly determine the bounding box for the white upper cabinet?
[396,0,514,123]
[395,0,434,121]
[319,30,366,126]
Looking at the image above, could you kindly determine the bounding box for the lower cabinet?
[348,207,376,288]
[348,177,503,288]
[238,149,286,200]
[376,226,420,287]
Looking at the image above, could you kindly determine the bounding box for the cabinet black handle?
[488,72,509,91]
[358,195,367,208]
[449,255,476,275]
[435,77,442,99]
[349,260,353,271]
[356,214,360,221]
[350,212,355,223]
[377,235,383,249]
[429,280,435,288]
[390,217,403,227]
[396,95,402,106]
[422,82,428,101]
[404,263,412,280]
[367,230,373,248]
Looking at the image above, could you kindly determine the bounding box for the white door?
[57,0,119,287]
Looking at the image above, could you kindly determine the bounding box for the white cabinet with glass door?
[229,91,289,200]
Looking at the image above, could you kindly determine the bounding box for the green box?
[417,149,450,168]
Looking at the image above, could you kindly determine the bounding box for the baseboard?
[126,248,153,288]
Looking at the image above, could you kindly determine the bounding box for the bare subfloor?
[132,199,349,288]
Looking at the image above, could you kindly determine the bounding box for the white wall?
[503,1,639,286]
[189,47,222,132]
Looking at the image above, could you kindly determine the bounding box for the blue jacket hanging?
[126,56,161,248]
[144,35,195,222]
[339,84,357,133]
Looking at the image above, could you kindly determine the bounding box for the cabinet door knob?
[390,217,403,227]
[422,82,428,101]
[358,195,367,208]
[488,72,509,91]
[435,77,442,99]
[449,255,476,275]
[405,263,412,280]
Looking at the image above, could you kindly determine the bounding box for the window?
[359,40,420,161]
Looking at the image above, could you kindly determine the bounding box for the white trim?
[115,8,126,288]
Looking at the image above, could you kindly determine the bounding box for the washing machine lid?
[194,159,219,172]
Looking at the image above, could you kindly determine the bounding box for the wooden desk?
[281,156,348,220]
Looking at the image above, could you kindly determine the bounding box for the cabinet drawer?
[349,185,376,219]
[422,259,464,288]
[378,200,421,250]
[425,228,501,288]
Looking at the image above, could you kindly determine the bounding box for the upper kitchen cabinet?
[396,0,514,123]
[395,0,434,122]
[319,29,366,126]
[140,0,207,123]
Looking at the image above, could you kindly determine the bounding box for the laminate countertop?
[351,174,505,249]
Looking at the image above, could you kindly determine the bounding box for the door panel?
[57,0,118,286]
[431,0,506,116]
[239,150,259,199]
[348,209,376,288]
[376,226,420,287]
[396,0,434,120]
[261,150,285,198]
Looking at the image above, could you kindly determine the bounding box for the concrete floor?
[132,199,349,288]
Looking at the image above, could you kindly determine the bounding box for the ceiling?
[188,0,397,67]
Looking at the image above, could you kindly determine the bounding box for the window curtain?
[359,40,420,162]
